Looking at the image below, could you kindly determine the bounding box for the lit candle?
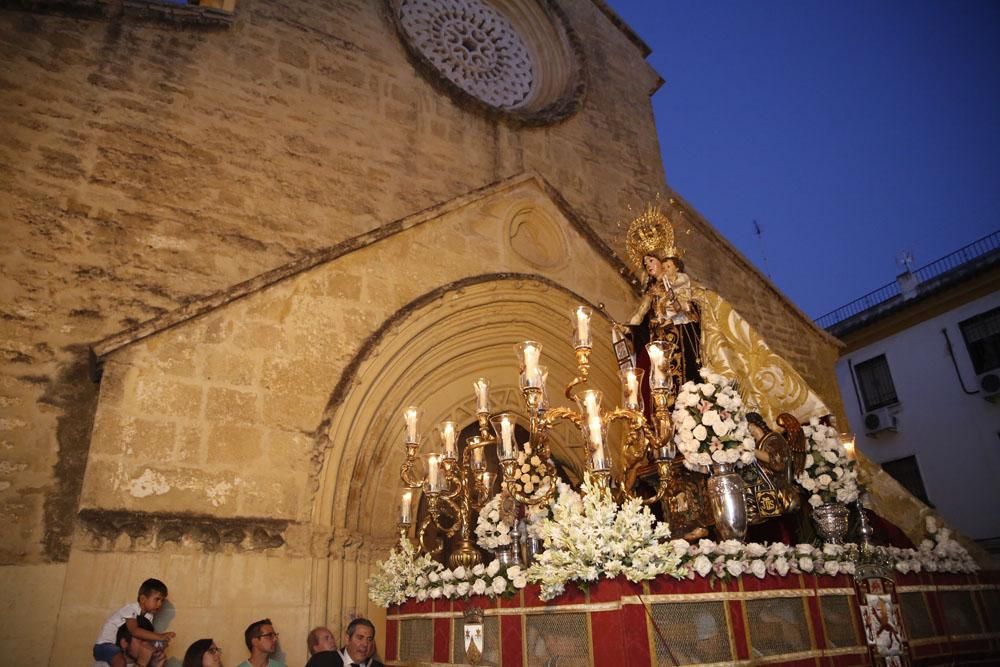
[500,415,514,459]
[427,454,440,490]
[840,433,856,460]
[575,306,591,347]
[589,414,606,469]
[399,490,412,525]
[523,343,540,379]
[647,344,666,387]
[441,421,457,460]
[404,407,419,443]
[473,378,490,414]
[625,369,639,407]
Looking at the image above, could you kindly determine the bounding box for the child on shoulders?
[93,578,176,666]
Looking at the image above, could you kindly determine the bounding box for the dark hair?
[307,626,331,656]
[746,412,771,434]
[346,617,375,639]
[116,616,155,648]
[183,638,214,667]
[244,618,273,651]
[138,578,168,599]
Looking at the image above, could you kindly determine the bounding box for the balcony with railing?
[816,230,1000,332]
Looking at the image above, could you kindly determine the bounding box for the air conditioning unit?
[979,371,1000,402]
[863,406,898,436]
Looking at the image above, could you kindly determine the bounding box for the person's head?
[307,626,337,656]
[746,412,771,439]
[642,254,664,279]
[183,638,222,667]
[138,578,168,614]
[244,618,278,656]
[117,616,157,660]
[343,618,376,662]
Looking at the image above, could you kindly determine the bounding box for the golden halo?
[624,201,679,271]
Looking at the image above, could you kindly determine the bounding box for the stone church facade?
[0,1,873,664]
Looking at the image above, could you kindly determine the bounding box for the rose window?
[398,0,536,109]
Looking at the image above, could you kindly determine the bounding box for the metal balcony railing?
[815,230,1000,330]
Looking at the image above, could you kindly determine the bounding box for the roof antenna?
[753,219,771,279]
[896,250,914,274]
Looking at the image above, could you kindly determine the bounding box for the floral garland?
[796,418,860,507]
[369,488,978,606]
[672,369,756,469]
[474,495,512,550]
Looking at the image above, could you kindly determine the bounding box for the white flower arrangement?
[369,498,978,607]
[474,495,512,550]
[511,441,551,500]
[796,418,859,507]
[527,475,678,600]
[672,368,756,469]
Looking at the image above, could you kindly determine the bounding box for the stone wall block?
[205,386,259,425]
[203,349,258,387]
[132,377,204,420]
[264,428,313,475]
[207,423,262,465]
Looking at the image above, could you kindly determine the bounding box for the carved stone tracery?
[399,0,535,109]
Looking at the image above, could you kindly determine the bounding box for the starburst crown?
[624,199,683,271]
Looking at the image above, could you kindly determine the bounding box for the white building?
[820,232,1000,551]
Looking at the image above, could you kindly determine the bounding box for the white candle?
[575,307,591,346]
[473,378,490,414]
[404,407,419,443]
[584,391,599,418]
[588,414,606,468]
[625,369,639,407]
[648,344,666,386]
[428,454,439,490]
[441,422,456,459]
[472,446,484,467]
[523,343,540,378]
[500,416,514,459]
[400,490,412,524]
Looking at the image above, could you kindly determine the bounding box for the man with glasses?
[238,618,284,667]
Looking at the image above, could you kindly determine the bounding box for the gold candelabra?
[397,305,686,566]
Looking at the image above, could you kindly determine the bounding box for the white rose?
[430,587,442,599]
[823,451,839,464]
[472,564,485,576]
[798,556,814,572]
[472,579,487,595]
[692,424,708,441]
[725,560,743,577]
[823,561,841,576]
[442,583,455,597]
[487,559,501,577]
[750,559,767,578]
[492,577,507,594]
[453,566,467,580]
[693,555,712,577]
[774,556,790,576]
[715,419,734,436]
[456,581,470,596]
[702,410,720,426]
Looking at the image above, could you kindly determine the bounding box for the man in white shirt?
[304,618,382,667]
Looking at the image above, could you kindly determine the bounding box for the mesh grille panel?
[649,601,731,665]
[898,592,934,639]
[980,589,1000,632]
[940,590,982,636]
[746,597,811,657]
[525,612,590,667]
[399,617,434,662]
[820,595,862,648]
[452,616,500,665]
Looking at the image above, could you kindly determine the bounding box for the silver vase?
[813,503,850,544]
[524,536,544,565]
[707,463,748,541]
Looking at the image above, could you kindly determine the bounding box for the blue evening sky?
[607,0,1000,319]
